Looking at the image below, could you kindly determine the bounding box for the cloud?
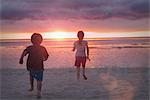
[1,0,149,20]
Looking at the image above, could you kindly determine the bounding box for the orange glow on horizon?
[43,31,75,39]
[0,31,149,40]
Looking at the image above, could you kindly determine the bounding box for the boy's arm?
[19,50,28,64]
[43,53,49,61]
[43,48,49,61]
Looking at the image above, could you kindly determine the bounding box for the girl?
[73,31,90,80]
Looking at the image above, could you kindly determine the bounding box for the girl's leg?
[37,81,42,98]
[82,67,87,80]
[77,67,80,80]
[29,73,34,91]
[75,57,81,80]
[82,58,87,80]
[82,67,85,76]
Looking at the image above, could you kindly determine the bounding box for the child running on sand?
[19,33,49,98]
[72,31,90,80]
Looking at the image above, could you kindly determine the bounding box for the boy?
[19,33,49,98]
[72,31,90,80]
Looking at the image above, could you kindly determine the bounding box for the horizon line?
[0,36,149,41]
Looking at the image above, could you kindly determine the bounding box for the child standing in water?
[19,33,49,98]
[73,31,90,80]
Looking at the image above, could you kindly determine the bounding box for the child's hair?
[31,33,43,45]
[77,31,84,38]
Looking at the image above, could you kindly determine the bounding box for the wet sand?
[0,68,149,100]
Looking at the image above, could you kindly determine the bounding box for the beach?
[1,0,149,99]
[1,68,149,100]
[0,37,149,100]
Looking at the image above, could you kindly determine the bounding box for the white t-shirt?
[74,40,88,57]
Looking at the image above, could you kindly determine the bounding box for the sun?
[52,32,69,39]
[43,31,72,40]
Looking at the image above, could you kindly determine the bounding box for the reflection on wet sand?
[99,72,135,100]
[1,68,148,100]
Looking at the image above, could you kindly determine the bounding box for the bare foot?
[83,75,87,80]
[37,91,41,99]
[37,95,41,99]
[28,88,33,91]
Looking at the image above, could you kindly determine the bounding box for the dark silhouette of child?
[19,33,49,98]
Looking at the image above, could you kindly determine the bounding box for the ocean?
[0,37,149,69]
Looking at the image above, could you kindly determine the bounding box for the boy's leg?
[29,72,34,91]
[36,71,43,98]
[37,81,42,98]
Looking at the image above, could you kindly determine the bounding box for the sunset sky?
[1,0,149,39]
